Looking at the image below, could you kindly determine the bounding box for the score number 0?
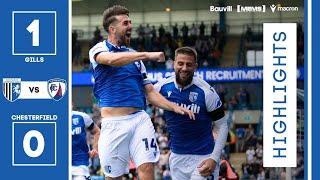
[23,130,45,158]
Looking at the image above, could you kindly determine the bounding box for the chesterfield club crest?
[47,78,67,101]
[2,78,21,102]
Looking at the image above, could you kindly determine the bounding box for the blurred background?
[72,0,304,179]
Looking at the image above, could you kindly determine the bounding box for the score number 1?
[26,19,39,47]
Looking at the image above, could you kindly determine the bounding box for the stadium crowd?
[73,22,304,72]
[73,22,227,72]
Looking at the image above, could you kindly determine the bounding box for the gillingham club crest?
[47,78,67,101]
[189,92,198,103]
[2,78,21,102]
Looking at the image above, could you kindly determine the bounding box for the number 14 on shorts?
[142,138,157,151]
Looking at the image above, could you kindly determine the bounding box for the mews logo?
[237,5,266,12]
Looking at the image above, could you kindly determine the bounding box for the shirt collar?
[173,75,195,92]
[105,40,128,52]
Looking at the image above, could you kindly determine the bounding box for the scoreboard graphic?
[0,0,69,179]
[0,0,319,180]
[12,11,56,55]
[12,122,56,166]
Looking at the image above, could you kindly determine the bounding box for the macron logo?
[167,91,172,97]
[270,4,298,13]
[270,4,276,12]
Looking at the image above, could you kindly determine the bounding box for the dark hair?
[102,5,129,32]
[174,46,197,63]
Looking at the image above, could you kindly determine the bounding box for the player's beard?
[116,31,131,46]
[124,35,131,46]
[123,29,131,46]
[176,71,193,87]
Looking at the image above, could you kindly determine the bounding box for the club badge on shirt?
[189,92,198,102]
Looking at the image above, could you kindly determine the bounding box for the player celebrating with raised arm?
[72,110,100,180]
[154,47,229,180]
[88,5,195,180]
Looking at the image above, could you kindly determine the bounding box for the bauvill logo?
[210,6,232,12]
[270,4,299,13]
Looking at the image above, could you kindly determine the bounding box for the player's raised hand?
[173,105,195,120]
[146,52,165,62]
[197,158,216,177]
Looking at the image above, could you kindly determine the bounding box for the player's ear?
[109,25,115,34]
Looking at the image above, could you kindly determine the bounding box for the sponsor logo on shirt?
[174,102,200,114]
[71,127,82,135]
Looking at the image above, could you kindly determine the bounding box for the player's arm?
[87,123,100,158]
[144,83,195,120]
[198,109,228,177]
[95,51,165,66]
[82,112,100,158]
[207,88,228,163]
[210,114,228,162]
[198,84,228,176]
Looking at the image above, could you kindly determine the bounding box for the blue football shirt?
[89,40,151,109]
[72,111,93,166]
[155,76,223,155]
